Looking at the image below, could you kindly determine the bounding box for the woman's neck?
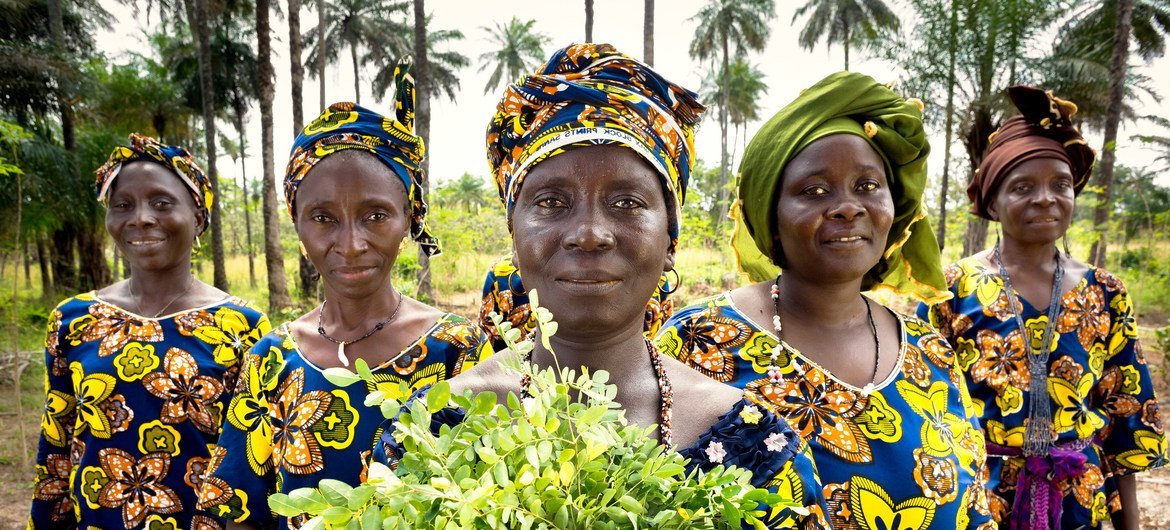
[321,283,401,333]
[776,272,867,327]
[998,236,1060,271]
[128,262,195,301]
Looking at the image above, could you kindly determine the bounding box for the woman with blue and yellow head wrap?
[375,44,830,528]
[200,60,489,530]
[657,71,994,530]
[29,134,271,529]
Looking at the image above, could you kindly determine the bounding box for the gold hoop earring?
[194,235,202,251]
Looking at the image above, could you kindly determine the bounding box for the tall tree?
[793,0,900,70]
[303,0,409,103]
[317,0,326,110]
[937,0,959,248]
[477,17,549,94]
[183,0,228,289]
[413,0,433,302]
[1089,0,1135,267]
[700,58,766,221]
[369,22,468,103]
[689,0,774,226]
[644,0,654,65]
[257,0,293,310]
[585,0,594,42]
[289,0,319,299]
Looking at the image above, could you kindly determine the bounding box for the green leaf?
[290,488,329,513]
[380,398,400,419]
[347,485,377,510]
[300,517,327,530]
[364,390,386,407]
[354,358,374,382]
[319,479,353,506]
[322,367,362,387]
[321,506,353,526]
[427,381,451,413]
[268,493,302,517]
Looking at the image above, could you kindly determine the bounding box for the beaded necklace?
[994,242,1064,456]
[521,337,674,446]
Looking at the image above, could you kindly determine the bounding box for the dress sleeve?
[766,439,833,529]
[28,305,78,529]
[1094,277,1166,478]
[198,344,280,528]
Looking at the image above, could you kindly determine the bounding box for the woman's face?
[105,161,203,274]
[774,134,894,284]
[988,157,1076,246]
[295,151,410,300]
[511,145,674,339]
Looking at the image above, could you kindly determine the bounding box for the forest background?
[2,0,1170,527]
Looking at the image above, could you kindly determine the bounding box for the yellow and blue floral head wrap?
[485,43,705,250]
[95,133,214,233]
[284,60,440,256]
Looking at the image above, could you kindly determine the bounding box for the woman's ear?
[986,201,1000,222]
[663,248,676,273]
[196,210,208,235]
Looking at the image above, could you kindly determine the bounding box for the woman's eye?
[535,197,564,208]
[153,200,173,209]
[858,181,880,192]
[369,211,389,222]
[801,186,828,196]
[311,214,332,223]
[614,198,642,209]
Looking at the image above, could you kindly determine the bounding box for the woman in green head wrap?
[657,71,995,529]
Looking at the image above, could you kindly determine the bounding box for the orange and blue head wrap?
[95,134,214,233]
[284,60,440,256]
[485,43,705,250]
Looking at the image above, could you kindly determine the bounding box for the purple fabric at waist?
[986,437,1097,530]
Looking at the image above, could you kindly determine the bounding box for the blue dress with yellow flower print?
[29,292,271,530]
[918,257,1166,529]
[198,314,491,530]
[657,293,996,530]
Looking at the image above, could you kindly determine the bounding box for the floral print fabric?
[657,292,995,529]
[919,257,1166,528]
[29,292,270,529]
[199,315,490,529]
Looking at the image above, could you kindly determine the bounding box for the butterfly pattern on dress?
[200,314,490,530]
[657,292,994,529]
[920,257,1166,529]
[29,293,269,530]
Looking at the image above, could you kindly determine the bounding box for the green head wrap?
[730,71,950,304]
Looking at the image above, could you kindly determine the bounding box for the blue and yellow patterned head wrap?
[485,43,705,249]
[285,60,440,256]
[95,133,214,233]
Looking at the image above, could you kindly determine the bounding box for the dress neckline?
[280,315,450,375]
[89,291,236,321]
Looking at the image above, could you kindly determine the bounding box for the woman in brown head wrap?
[919,86,1164,530]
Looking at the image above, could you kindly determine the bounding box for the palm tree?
[644,0,654,65]
[368,21,468,102]
[413,0,434,301]
[317,0,326,110]
[478,17,549,94]
[256,0,293,310]
[303,0,410,103]
[288,0,320,300]
[793,0,900,70]
[1090,0,1135,267]
[439,173,491,213]
[182,0,228,289]
[700,58,766,222]
[689,0,774,225]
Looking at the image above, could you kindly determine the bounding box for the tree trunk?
[23,240,31,283]
[236,111,257,288]
[257,0,293,310]
[318,0,327,111]
[936,0,959,250]
[186,0,228,290]
[1089,0,1133,267]
[36,234,52,299]
[351,41,361,103]
[75,223,111,291]
[289,0,319,299]
[643,0,653,65]
[843,27,850,70]
[413,0,434,303]
[46,0,75,151]
[585,0,594,42]
[51,227,76,294]
[716,35,731,226]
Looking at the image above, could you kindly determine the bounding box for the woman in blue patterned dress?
[656,71,995,530]
[918,86,1164,530]
[374,44,830,528]
[197,63,490,530]
[29,134,271,530]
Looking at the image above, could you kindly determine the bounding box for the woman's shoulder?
[49,291,100,318]
[658,290,751,330]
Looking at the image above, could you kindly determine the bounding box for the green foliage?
[278,295,799,529]
[477,17,549,95]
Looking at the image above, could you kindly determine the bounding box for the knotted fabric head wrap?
[731,71,949,303]
[285,60,440,256]
[95,133,214,233]
[968,85,1095,220]
[485,43,705,250]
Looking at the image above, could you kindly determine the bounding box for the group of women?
[29,43,1163,530]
